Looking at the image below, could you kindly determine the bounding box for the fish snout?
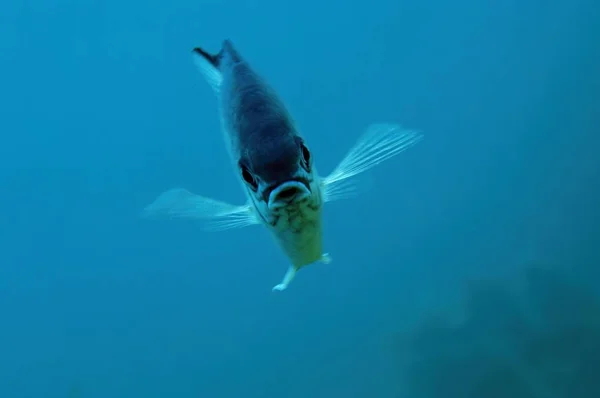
[268,181,311,209]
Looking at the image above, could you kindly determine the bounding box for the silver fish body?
[143,40,423,291]
[194,41,326,277]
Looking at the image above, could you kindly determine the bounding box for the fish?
[142,39,423,291]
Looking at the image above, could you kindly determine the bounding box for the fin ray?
[320,178,366,202]
[141,188,259,231]
[322,123,422,202]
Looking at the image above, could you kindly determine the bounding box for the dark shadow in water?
[393,260,600,398]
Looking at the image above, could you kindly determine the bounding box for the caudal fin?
[192,46,223,92]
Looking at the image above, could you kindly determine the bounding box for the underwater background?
[1,0,599,397]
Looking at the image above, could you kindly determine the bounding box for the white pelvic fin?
[321,253,332,264]
[322,123,423,202]
[272,266,297,292]
[141,188,259,231]
[192,48,222,93]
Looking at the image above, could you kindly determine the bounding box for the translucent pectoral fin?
[322,123,423,202]
[141,188,260,231]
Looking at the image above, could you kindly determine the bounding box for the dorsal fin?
[192,46,223,92]
[192,47,221,69]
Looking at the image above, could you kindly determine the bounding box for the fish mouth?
[267,180,311,209]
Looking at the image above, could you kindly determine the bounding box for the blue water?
[1,0,598,397]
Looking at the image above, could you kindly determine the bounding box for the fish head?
[236,132,320,221]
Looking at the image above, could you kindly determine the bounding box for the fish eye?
[300,144,311,170]
[240,165,258,190]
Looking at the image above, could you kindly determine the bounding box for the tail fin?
[192,46,223,92]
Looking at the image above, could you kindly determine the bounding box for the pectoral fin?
[141,188,259,231]
[321,123,423,202]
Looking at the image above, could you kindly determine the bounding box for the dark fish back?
[220,45,300,168]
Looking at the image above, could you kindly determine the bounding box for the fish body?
[143,40,423,291]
